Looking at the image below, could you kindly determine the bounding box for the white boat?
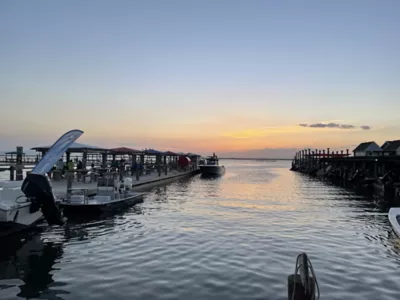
[58,174,145,215]
[388,207,400,237]
[199,154,225,176]
[0,181,43,236]
[0,129,84,236]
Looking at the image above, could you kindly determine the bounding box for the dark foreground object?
[288,253,319,300]
[21,173,64,226]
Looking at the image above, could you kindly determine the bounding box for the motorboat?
[58,173,145,215]
[288,253,320,300]
[199,153,225,176]
[0,129,84,236]
[0,180,43,236]
[388,207,400,237]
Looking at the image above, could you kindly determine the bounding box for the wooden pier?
[1,143,202,194]
[290,142,400,203]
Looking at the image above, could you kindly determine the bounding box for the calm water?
[1,160,400,300]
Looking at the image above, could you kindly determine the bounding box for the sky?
[1,0,399,158]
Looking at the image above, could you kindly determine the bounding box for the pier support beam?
[15,146,24,181]
[82,151,88,169]
[140,154,144,176]
[102,153,107,168]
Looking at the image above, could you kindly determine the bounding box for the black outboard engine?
[288,253,320,300]
[21,173,64,226]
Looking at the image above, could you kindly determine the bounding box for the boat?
[388,207,400,237]
[0,180,43,236]
[287,253,320,300]
[58,173,145,215]
[199,153,225,176]
[0,129,84,236]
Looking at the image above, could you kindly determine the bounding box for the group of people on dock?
[55,158,84,175]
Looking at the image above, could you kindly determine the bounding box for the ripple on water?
[1,160,400,300]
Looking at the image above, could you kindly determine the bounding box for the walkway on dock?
[51,170,196,196]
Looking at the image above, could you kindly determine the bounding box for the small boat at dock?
[0,129,83,236]
[199,153,225,176]
[58,174,145,215]
[388,207,400,237]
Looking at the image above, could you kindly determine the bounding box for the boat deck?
[51,170,195,197]
[59,191,145,206]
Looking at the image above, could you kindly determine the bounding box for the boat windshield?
[206,158,218,165]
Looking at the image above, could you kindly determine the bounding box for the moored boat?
[0,181,43,236]
[0,129,83,236]
[388,207,400,237]
[58,174,145,215]
[199,153,225,176]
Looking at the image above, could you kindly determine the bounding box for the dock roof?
[352,141,377,153]
[381,140,400,152]
[143,149,165,155]
[4,151,26,155]
[164,151,179,156]
[31,142,108,153]
[109,147,141,154]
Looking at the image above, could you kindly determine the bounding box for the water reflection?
[0,232,67,300]
[1,160,400,300]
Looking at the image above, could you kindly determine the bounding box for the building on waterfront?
[381,140,400,156]
[352,141,382,157]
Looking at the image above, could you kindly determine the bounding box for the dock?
[290,140,400,203]
[51,169,199,197]
[1,142,202,197]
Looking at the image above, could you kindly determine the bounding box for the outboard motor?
[21,173,64,226]
[288,253,319,300]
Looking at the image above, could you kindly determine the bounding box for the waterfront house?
[352,141,382,157]
[381,140,400,156]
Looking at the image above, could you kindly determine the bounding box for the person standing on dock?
[67,159,75,171]
[131,160,137,176]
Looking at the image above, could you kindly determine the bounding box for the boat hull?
[59,192,145,215]
[0,186,44,237]
[388,207,400,237]
[0,204,43,237]
[199,165,225,176]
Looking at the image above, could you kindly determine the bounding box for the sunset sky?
[1,1,399,157]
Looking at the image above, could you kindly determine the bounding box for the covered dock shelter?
[31,142,108,168]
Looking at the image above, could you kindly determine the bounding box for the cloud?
[299,123,371,130]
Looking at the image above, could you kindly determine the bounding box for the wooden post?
[102,153,107,168]
[157,155,161,176]
[82,151,88,169]
[139,154,143,175]
[9,166,15,181]
[346,149,349,156]
[15,146,24,181]
[373,159,378,178]
[164,155,167,175]
[327,148,330,159]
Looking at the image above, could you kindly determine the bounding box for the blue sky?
[1,0,399,156]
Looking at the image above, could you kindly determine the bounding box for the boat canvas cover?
[31,129,84,175]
